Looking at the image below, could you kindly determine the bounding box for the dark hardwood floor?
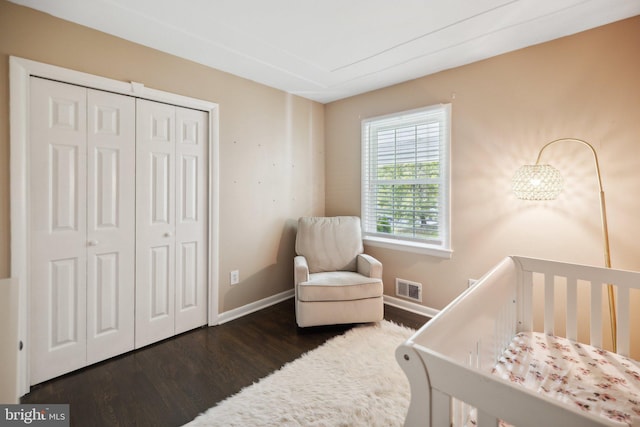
[22,299,429,427]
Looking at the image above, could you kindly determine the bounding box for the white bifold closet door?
[28,80,208,385]
[135,99,208,349]
[29,78,135,385]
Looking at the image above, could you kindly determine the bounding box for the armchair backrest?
[295,216,364,273]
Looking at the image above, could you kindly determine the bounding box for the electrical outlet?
[230,270,240,285]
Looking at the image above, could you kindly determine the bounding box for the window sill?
[363,236,453,259]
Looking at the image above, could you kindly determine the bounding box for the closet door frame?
[9,56,220,397]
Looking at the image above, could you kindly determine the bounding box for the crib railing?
[396,255,640,427]
[515,256,637,357]
[397,257,520,426]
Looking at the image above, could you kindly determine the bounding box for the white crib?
[396,256,640,427]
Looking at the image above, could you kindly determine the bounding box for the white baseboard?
[384,295,439,319]
[217,289,295,325]
[216,290,437,326]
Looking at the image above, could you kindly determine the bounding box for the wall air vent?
[396,278,422,302]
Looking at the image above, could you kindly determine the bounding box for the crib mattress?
[487,332,640,426]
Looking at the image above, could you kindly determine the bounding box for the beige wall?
[0,0,325,312]
[325,17,640,353]
[2,0,639,349]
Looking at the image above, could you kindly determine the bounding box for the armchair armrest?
[294,255,309,285]
[357,254,382,279]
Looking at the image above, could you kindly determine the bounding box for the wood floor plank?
[22,299,429,426]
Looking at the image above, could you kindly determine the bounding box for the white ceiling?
[10,0,640,103]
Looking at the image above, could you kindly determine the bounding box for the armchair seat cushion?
[298,272,383,302]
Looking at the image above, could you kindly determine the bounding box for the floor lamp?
[511,138,616,352]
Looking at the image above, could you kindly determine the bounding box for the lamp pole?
[534,138,616,351]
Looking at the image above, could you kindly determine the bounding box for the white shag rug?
[183,321,414,427]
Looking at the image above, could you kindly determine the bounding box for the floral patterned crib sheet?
[484,332,640,426]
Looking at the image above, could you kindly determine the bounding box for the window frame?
[361,104,452,258]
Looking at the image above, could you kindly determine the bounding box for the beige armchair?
[294,216,384,327]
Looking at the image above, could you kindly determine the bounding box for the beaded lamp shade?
[512,164,563,201]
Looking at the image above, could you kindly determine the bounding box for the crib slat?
[477,409,499,427]
[617,287,630,357]
[544,274,555,335]
[452,397,463,427]
[431,389,451,426]
[566,277,578,341]
[590,282,603,348]
[520,271,533,332]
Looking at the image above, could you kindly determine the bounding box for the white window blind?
[361,104,451,256]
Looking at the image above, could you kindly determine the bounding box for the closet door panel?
[29,78,88,385]
[86,89,136,364]
[136,99,176,348]
[175,107,208,333]
[26,76,211,385]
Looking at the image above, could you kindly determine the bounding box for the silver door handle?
[88,240,99,246]
[164,232,172,238]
